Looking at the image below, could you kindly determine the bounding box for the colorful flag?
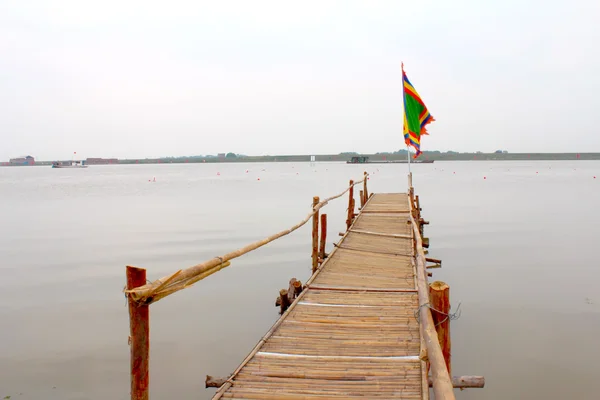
[402,64,434,157]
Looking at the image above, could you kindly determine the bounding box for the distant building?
[9,155,35,166]
[86,157,119,165]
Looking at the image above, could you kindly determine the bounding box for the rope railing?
[124,174,368,305]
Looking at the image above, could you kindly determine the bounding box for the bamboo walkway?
[213,193,427,399]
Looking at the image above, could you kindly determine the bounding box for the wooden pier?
[124,173,483,400]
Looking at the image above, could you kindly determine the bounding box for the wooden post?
[279,288,290,314]
[363,171,368,201]
[319,214,327,263]
[429,376,485,388]
[416,195,423,236]
[346,180,354,230]
[126,266,150,400]
[312,196,319,274]
[288,278,302,301]
[359,190,365,208]
[429,281,451,375]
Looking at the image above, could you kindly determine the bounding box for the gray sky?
[1,0,599,160]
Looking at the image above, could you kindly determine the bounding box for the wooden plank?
[214,193,430,399]
[349,229,412,239]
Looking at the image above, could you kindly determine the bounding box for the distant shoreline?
[3,152,600,166]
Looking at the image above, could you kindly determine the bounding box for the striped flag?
[402,64,435,157]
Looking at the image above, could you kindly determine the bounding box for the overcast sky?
[1,0,599,160]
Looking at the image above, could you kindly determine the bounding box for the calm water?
[1,161,598,400]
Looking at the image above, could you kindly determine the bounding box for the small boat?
[52,160,88,168]
[346,156,434,164]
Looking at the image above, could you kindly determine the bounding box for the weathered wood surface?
[430,281,451,375]
[213,193,446,399]
[126,266,149,400]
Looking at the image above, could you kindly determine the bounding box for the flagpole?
[401,62,412,187]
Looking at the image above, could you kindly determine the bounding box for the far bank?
[3,152,600,166]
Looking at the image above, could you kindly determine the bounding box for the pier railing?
[123,171,465,400]
[408,174,455,400]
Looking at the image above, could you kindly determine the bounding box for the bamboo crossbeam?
[331,243,411,258]
[125,175,368,304]
[307,285,418,293]
[349,229,412,239]
[407,190,455,400]
[206,375,484,389]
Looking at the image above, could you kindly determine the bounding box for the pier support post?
[363,171,368,202]
[415,195,423,235]
[312,196,320,273]
[429,281,451,375]
[126,266,150,400]
[346,180,354,230]
[279,288,290,314]
[359,190,365,208]
[319,214,327,264]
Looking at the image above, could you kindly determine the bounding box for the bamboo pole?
[207,374,484,389]
[319,214,327,263]
[430,281,451,375]
[410,243,428,366]
[126,266,149,400]
[312,196,320,274]
[407,198,455,399]
[408,172,415,220]
[346,180,354,230]
[125,176,367,304]
[421,360,430,400]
